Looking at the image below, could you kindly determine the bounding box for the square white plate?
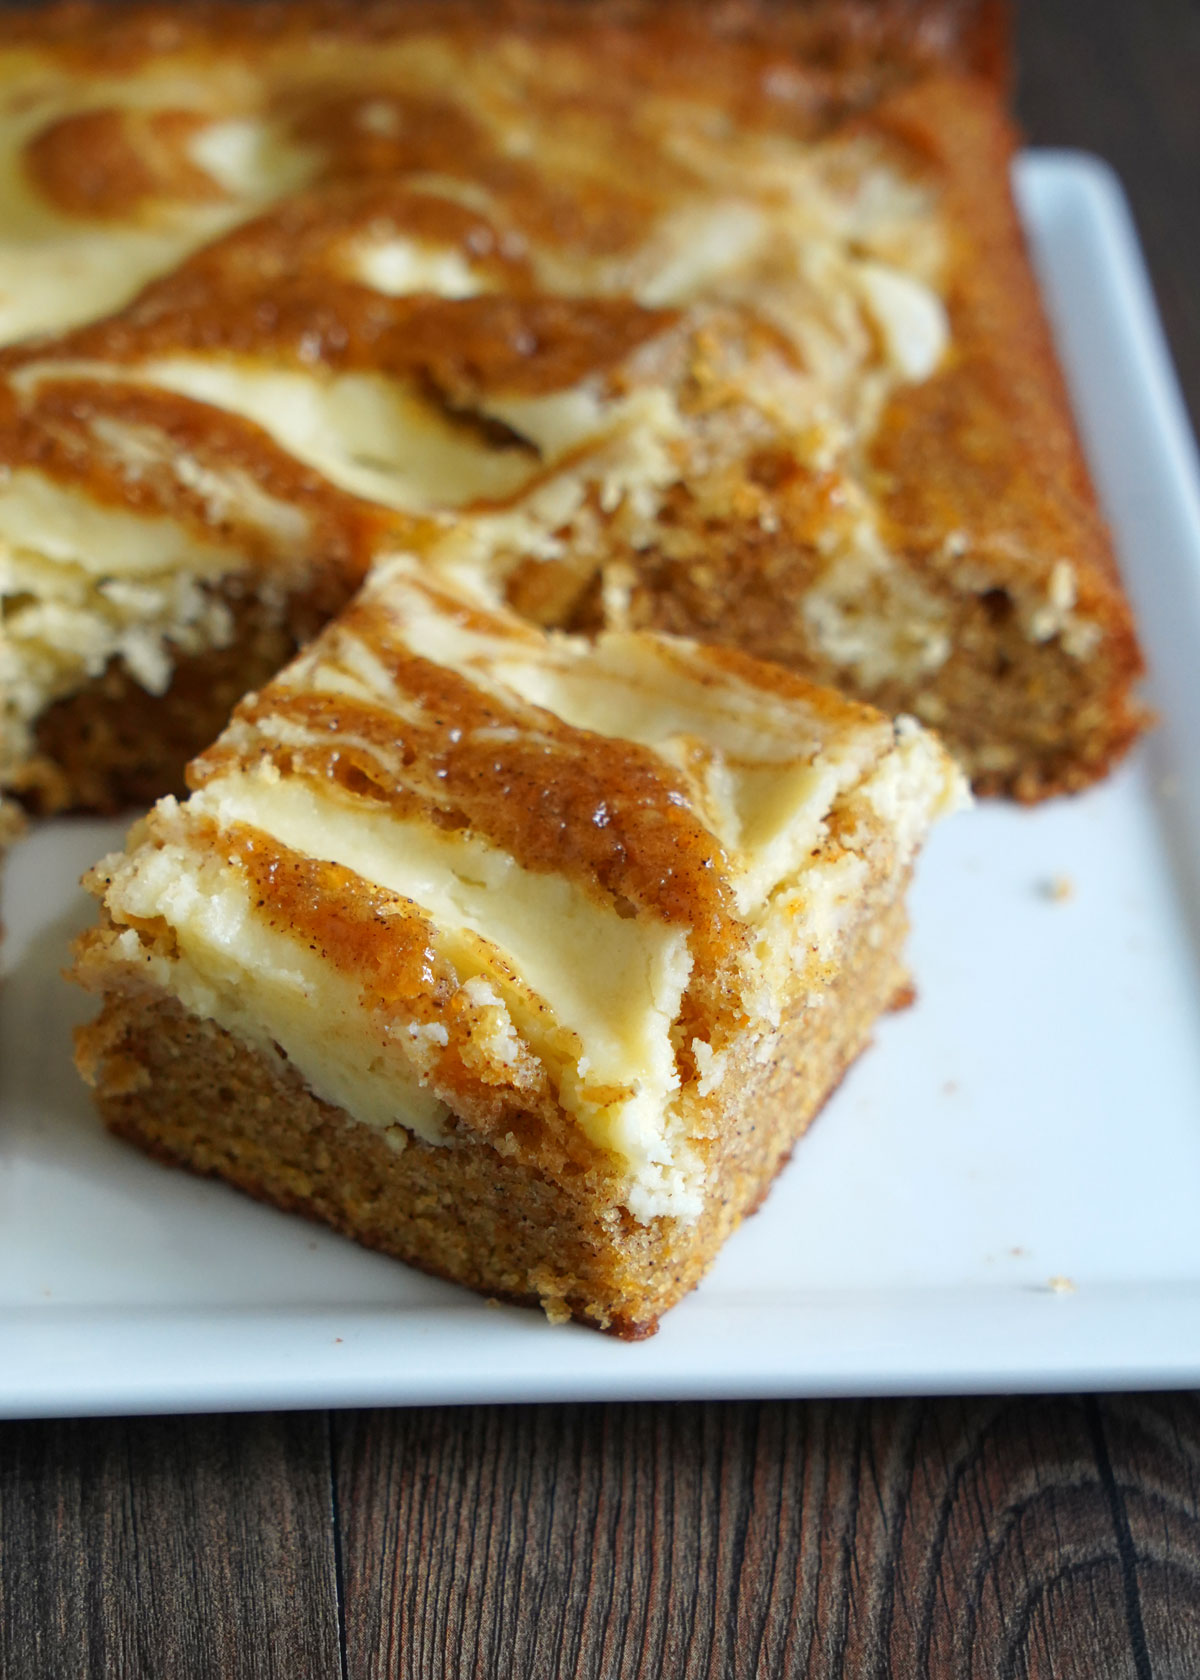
[4,152,1200,1418]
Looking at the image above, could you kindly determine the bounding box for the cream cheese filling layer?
[122,769,701,1218]
[302,563,893,916]
[12,353,683,525]
[0,463,305,773]
[801,521,954,688]
[137,360,544,512]
[0,88,316,345]
[0,545,238,777]
[103,840,453,1143]
[102,705,963,1223]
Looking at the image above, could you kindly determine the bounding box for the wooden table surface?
[2,2,1198,1675]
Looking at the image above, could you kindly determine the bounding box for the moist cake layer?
[81,893,910,1337]
[0,0,1144,816]
[73,561,966,1324]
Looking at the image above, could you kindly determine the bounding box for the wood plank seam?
[329,1410,352,1680]
[1087,1398,1156,1680]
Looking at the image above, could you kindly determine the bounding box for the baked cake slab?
[0,0,1145,823]
[71,559,965,1334]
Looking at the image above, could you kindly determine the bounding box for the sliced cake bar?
[72,559,965,1333]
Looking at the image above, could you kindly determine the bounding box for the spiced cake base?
[76,897,910,1337]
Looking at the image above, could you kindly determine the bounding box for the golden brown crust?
[0,1,1010,90]
[74,893,911,1335]
[866,80,1131,608]
[25,106,227,221]
[863,78,1146,788]
[4,290,680,406]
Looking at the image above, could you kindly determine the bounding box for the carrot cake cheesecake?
[0,0,1145,825]
[72,559,966,1333]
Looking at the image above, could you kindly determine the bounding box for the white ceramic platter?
[4,152,1200,1417]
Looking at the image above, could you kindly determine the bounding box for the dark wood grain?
[0,1412,342,1680]
[330,1397,1193,1679]
[1092,1395,1200,1680]
[1016,0,1200,428]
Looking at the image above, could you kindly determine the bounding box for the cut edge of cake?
[70,557,967,1334]
[0,0,1146,829]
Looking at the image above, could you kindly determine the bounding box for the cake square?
[72,559,965,1334]
[0,0,1144,825]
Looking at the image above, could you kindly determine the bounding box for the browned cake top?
[0,1,1006,100]
[0,0,998,464]
[188,562,899,982]
[1,0,1136,811]
[195,584,741,937]
[86,557,964,1219]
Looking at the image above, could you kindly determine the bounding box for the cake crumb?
[1046,1274,1076,1295]
[1038,875,1073,902]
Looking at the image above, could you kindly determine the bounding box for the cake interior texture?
[73,560,966,1332]
[0,0,1146,825]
